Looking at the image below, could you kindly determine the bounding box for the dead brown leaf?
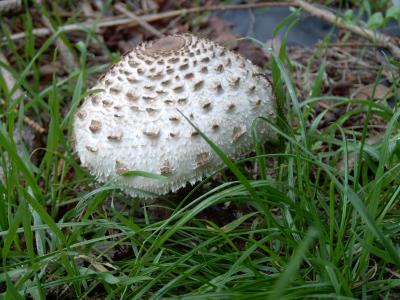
[353,83,391,100]
[203,17,238,44]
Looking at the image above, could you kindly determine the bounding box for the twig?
[6,0,399,58]
[23,116,46,134]
[0,51,46,134]
[35,0,79,71]
[81,0,95,17]
[0,0,21,16]
[0,51,22,101]
[114,3,164,38]
[294,0,400,59]
[6,1,293,41]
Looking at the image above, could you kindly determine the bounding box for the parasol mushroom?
[72,33,275,198]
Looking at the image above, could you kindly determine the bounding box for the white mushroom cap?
[72,34,275,198]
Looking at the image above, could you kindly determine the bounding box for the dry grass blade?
[0,51,46,134]
[5,1,293,41]
[35,0,78,71]
[0,0,21,15]
[114,3,164,38]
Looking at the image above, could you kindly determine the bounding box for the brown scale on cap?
[195,152,210,167]
[232,127,246,142]
[161,79,171,86]
[146,107,160,116]
[130,105,142,112]
[167,57,180,64]
[177,98,187,105]
[185,73,194,79]
[144,85,156,91]
[190,130,199,137]
[250,99,262,108]
[179,63,189,71]
[72,33,275,199]
[102,99,113,107]
[173,85,184,93]
[200,99,211,110]
[126,90,139,101]
[115,161,129,175]
[156,90,167,95]
[89,120,102,133]
[128,60,139,68]
[200,66,208,74]
[107,131,123,141]
[246,85,256,95]
[226,103,235,111]
[91,95,100,105]
[143,128,160,138]
[77,109,87,120]
[85,145,98,153]
[148,72,164,80]
[127,76,140,84]
[228,76,240,88]
[213,82,223,94]
[143,96,156,102]
[214,64,224,73]
[169,115,180,122]
[210,120,219,130]
[193,80,204,91]
[160,160,171,175]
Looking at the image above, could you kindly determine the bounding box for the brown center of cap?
[147,36,185,53]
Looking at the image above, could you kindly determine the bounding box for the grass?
[1,2,400,299]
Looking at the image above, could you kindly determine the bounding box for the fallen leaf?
[353,83,391,100]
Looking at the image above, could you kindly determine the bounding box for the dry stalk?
[0,51,46,134]
[6,1,293,41]
[6,0,399,58]
[114,3,164,38]
[35,0,78,71]
[0,0,21,16]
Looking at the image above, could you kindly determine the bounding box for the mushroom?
[72,33,275,199]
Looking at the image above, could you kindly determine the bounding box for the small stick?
[294,0,400,59]
[0,51,22,101]
[6,0,399,58]
[0,0,21,16]
[81,0,95,17]
[114,3,164,38]
[35,0,79,71]
[0,52,46,134]
[23,116,46,134]
[6,1,293,41]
